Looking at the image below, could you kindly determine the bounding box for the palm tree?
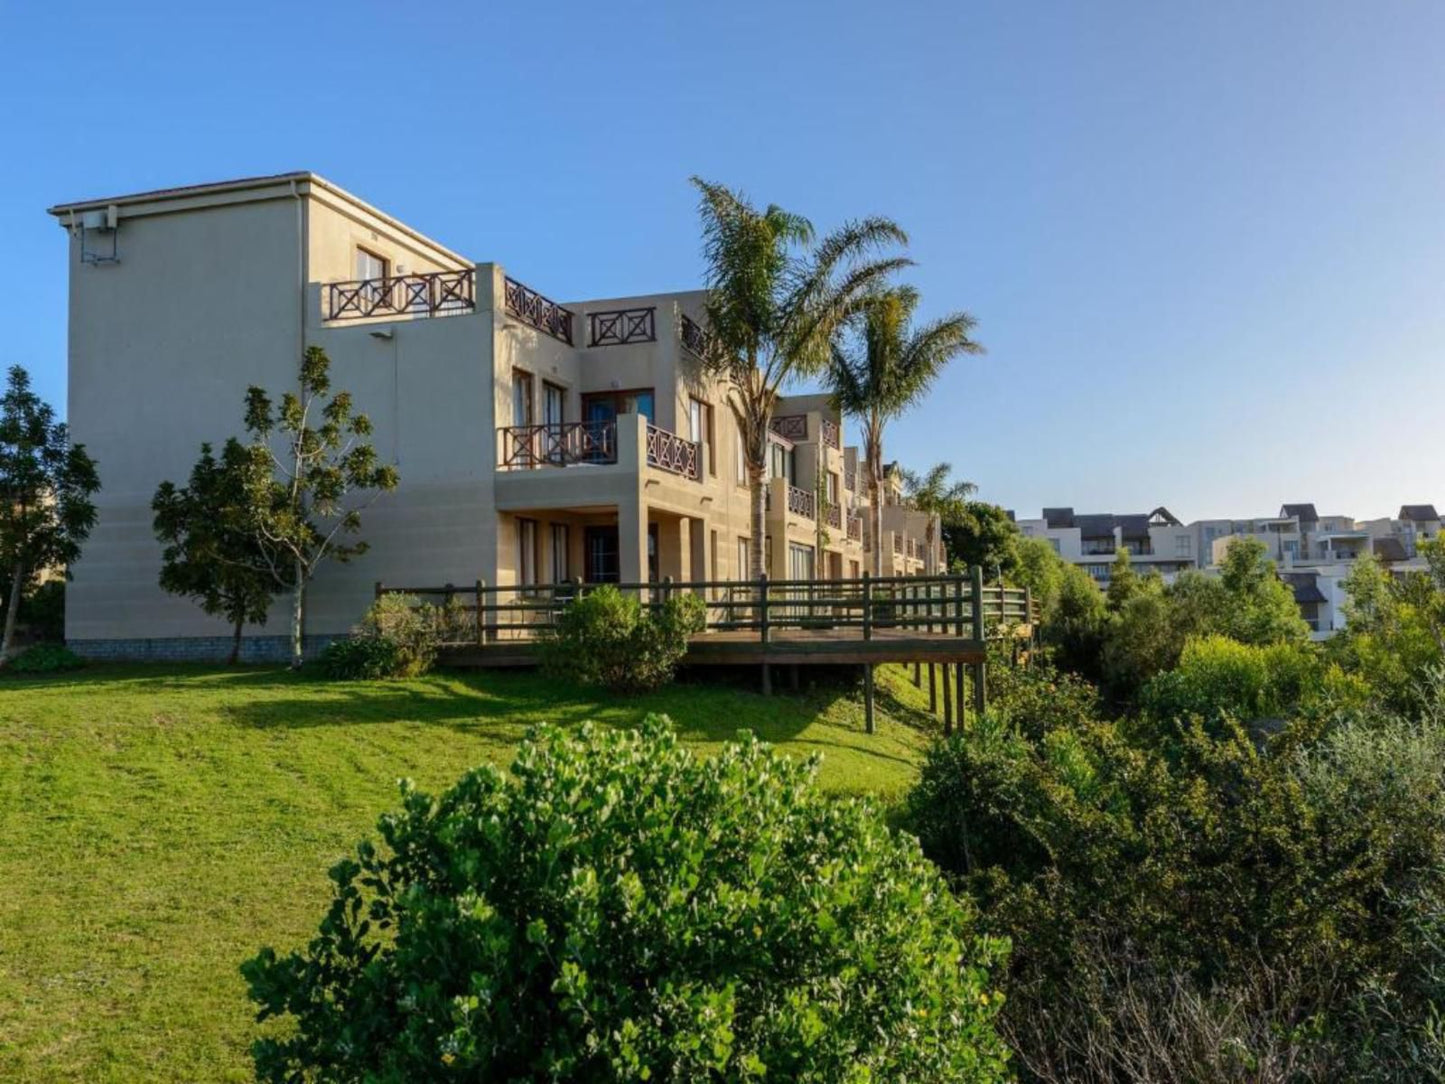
[831,286,983,574]
[691,178,911,578]
[902,462,976,574]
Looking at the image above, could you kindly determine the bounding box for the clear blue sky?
[4,1,1442,522]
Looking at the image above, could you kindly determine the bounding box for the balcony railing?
[826,503,842,530]
[679,313,708,357]
[646,425,701,480]
[844,467,857,493]
[847,513,863,542]
[588,307,656,347]
[504,276,575,344]
[498,422,616,468]
[771,414,808,442]
[787,485,815,520]
[327,268,475,321]
[820,418,841,450]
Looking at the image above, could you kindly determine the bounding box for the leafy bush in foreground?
[541,585,705,692]
[243,717,1011,1082]
[314,635,402,680]
[316,594,446,680]
[5,643,84,674]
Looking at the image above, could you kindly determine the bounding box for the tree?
[241,346,399,667]
[0,366,100,660]
[1105,547,1140,611]
[1216,537,1309,645]
[945,501,1022,576]
[902,462,976,574]
[152,439,290,664]
[831,286,983,574]
[691,178,911,578]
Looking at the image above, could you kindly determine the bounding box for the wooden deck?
[441,626,994,669]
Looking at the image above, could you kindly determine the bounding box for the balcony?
[786,485,816,520]
[679,313,708,357]
[820,417,841,450]
[588,307,656,347]
[326,268,475,321]
[498,422,617,469]
[645,424,701,480]
[826,503,842,530]
[847,513,863,542]
[504,276,575,345]
[771,414,809,442]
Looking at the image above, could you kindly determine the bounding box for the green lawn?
[0,663,940,1082]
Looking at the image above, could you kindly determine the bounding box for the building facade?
[49,172,942,659]
[1020,501,1437,639]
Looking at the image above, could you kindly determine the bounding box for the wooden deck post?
[971,565,986,721]
[929,663,937,713]
[942,658,954,735]
[475,579,485,647]
[861,572,873,641]
[759,573,770,696]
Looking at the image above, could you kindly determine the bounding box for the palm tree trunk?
[749,462,767,579]
[870,472,883,577]
[1,559,25,662]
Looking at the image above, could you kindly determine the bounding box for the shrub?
[357,593,440,677]
[541,585,705,692]
[4,642,84,674]
[315,635,403,680]
[242,717,1012,1082]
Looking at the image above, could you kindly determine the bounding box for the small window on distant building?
[1175,535,1192,557]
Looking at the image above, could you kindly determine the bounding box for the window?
[769,442,794,484]
[582,389,654,426]
[543,382,565,426]
[356,248,389,308]
[738,537,750,579]
[689,398,715,476]
[765,534,774,574]
[710,530,719,581]
[1175,535,1192,557]
[517,518,539,587]
[513,369,534,428]
[355,247,387,282]
[788,543,815,581]
[736,433,747,485]
[550,523,569,583]
[825,472,838,506]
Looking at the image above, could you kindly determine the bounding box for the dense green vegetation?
[245,718,1009,1082]
[0,664,935,1082]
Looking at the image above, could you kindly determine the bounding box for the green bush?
[243,717,1012,1082]
[542,585,705,692]
[357,593,440,677]
[4,642,84,674]
[315,635,403,680]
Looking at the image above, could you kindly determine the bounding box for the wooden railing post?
[861,572,873,641]
[475,579,485,647]
[971,565,984,642]
[971,565,986,719]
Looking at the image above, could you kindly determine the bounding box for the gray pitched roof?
[1399,504,1440,522]
[1116,514,1151,541]
[1043,507,1075,529]
[1281,503,1319,523]
[1076,514,1117,540]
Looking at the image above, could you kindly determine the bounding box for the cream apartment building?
[49,172,939,658]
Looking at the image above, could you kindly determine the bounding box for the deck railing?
[787,484,816,520]
[821,417,841,449]
[588,306,656,346]
[679,313,708,357]
[770,414,809,442]
[646,425,701,479]
[826,503,842,530]
[376,571,1039,645]
[504,276,575,344]
[847,513,864,542]
[498,421,617,468]
[327,268,475,321]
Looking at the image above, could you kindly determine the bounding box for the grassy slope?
[0,663,939,1082]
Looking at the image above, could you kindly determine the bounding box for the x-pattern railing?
[588,307,656,346]
[498,422,617,468]
[787,485,816,520]
[646,425,701,479]
[771,414,809,441]
[821,418,841,449]
[679,313,708,357]
[327,269,475,321]
[504,276,575,344]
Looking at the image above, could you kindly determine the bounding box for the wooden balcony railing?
[378,571,1041,647]
[826,503,842,530]
[588,307,655,347]
[498,422,616,468]
[787,485,816,520]
[679,313,708,357]
[821,418,841,450]
[646,425,701,479]
[771,414,808,442]
[504,276,575,344]
[327,268,475,321]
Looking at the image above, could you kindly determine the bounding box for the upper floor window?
[826,472,838,505]
[770,442,794,485]
[1175,535,1192,557]
[583,389,654,426]
[689,398,716,476]
[513,369,535,427]
[356,247,387,282]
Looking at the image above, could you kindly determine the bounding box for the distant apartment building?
[1020,502,1436,639]
[48,172,941,659]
